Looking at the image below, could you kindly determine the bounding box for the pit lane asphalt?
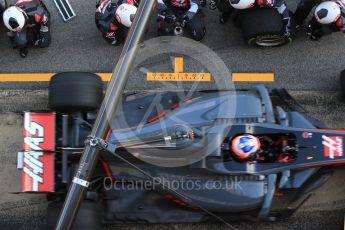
[1,90,345,230]
[0,0,345,90]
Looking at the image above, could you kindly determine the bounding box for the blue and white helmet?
[231,134,261,159]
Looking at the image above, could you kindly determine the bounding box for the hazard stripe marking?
[53,0,76,21]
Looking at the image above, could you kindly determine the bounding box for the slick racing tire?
[49,72,103,111]
[239,8,290,47]
[46,201,102,230]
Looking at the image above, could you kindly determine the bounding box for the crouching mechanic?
[95,0,139,45]
[156,0,206,41]
[2,0,51,58]
[228,0,292,38]
[295,0,345,40]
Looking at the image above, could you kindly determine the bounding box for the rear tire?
[48,72,103,111]
[46,201,103,230]
[239,8,290,47]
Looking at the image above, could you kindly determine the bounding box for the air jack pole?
[55,1,155,229]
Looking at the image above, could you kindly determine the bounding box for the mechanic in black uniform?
[210,0,292,38]
[209,0,234,23]
[156,0,206,41]
[95,0,139,45]
[2,0,51,58]
[295,0,345,40]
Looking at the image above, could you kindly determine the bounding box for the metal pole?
[55,1,155,229]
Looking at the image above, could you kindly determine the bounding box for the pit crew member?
[156,0,206,41]
[295,0,345,40]
[211,0,292,38]
[95,0,139,45]
[2,0,51,58]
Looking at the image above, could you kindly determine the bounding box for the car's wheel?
[49,72,103,111]
[340,70,345,98]
[239,8,290,47]
[46,201,103,230]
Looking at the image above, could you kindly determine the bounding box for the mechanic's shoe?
[19,48,28,58]
[6,31,14,38]
[219,16,226,24]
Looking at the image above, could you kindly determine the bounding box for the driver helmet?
[229,0,255,10]
[314,1,341,25]
[115,3,137,27]
[3,6,27,32]
[231,134,261,159]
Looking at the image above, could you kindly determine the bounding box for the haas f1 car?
[19,72,345,228]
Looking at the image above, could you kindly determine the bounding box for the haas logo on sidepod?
[23,116,45,191]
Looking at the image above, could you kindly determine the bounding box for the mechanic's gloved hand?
[35,33,51,48]
[165,14,176,23]
[308,32,321,41]
[156,2,167,12]
[107,0,117,10]
[35,26,51,48]
[282,19,291,38]
[184,11,196,21]
[200,0,207,7]
[209,0,217,10]
[306,24,321,41]
[6,31,14,38]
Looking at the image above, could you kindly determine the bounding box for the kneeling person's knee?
[188,18,206,41]
[36,31,51,48]
[14,33,28,48]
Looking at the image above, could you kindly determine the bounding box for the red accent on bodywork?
[164,194,173,199]
[147,110,167,123]
[171,103,178,110]
[99,156,113,179]
[22,112,55,192]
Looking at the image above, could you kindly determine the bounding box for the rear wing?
[17,111,55,192]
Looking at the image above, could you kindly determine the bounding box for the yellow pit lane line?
[0,73,112,82]
[232,73,275,82]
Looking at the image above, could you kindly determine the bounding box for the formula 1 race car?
[18,72,345,228]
